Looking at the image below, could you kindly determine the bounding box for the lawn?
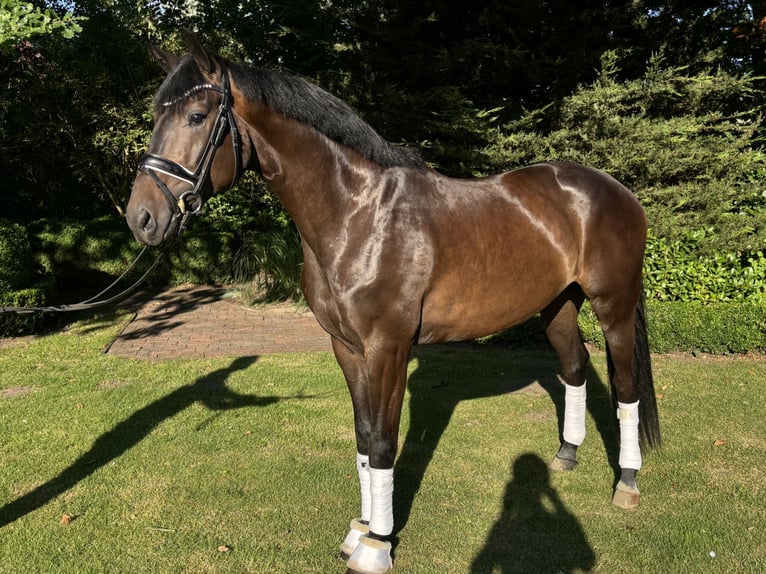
[0,312,764,573]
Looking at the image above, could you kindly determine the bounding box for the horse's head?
[126,32,242,246]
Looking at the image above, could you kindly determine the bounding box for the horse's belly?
[417,277,566,344]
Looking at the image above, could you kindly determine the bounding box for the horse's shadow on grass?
[0,355,283,527]
[395,342,617,571]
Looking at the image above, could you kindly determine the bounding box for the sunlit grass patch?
[1,315,764,572]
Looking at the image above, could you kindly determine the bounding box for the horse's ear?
[148,43,180,73]
[182,29,216,75]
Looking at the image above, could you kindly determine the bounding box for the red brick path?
[107,284,332,359]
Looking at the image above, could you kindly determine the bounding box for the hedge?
[578,301,766,355]
[2,216,765,353]
[30,216,236,289]
[0,220,35,291]
[0,284,52,336]
[163,231,237,285]
[643,231,766,304]
[0,219,55,335]
[0,217,237,336]
[481,300,765,355]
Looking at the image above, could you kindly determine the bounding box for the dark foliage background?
[1,1,765,338]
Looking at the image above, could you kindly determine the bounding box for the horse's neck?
[240,104,380,255]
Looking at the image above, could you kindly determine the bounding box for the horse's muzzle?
[127,208,173,247]
[126,180,180,247]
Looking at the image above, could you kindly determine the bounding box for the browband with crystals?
[162,83,224,108]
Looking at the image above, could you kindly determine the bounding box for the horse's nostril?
[139,208,154,233]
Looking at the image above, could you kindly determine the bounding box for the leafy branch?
[0,0,85,53]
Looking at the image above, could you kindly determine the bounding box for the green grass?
[1,314,764,573]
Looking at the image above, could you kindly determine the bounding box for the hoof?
[339,518,369,561]
[346,535,392,574]
[612,479,640,509]
[549,455,578,472]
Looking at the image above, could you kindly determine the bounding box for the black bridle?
[138,66,243,235]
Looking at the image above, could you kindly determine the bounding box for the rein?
[1,68,243,317]
[0,246,165,315]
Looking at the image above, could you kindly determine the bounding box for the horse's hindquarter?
[418,162,637,343]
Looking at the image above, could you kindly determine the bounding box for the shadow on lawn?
[470,453,596,573]
[394,343,617,569]
[0,355,282,527]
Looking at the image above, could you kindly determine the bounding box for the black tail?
[606,288,662,448]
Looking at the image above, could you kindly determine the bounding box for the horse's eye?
[188,112,206,126]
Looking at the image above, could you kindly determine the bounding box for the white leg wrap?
[368,467,394,537]
[357,452,371,522]
[563,382,587,446]
[617,401,642,470]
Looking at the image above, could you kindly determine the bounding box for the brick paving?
[107,284,332,359]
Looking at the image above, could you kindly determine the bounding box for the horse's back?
[502,161,640,212]
[416,161,646,343]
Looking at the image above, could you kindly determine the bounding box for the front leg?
[332,337,410,574]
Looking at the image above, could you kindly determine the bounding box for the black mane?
[155,56,424,170]
[234,63,424,169]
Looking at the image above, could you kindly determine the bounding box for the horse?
[126,32,661,574]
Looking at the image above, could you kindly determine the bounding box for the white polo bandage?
[368,467,394,537]
[563,382,587,446]
[356,452,371,522]
[617,401,642,470]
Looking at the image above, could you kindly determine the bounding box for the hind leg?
[589,295,642,509]
[542,286,589,472]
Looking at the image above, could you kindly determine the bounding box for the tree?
[0,4,157,219]
[2,1,765,275]
[630,1,766,73]
[0,0,83,53]
[485,52,766,253]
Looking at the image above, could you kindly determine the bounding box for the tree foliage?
[486,51,766,253]
[0,8,157,218]
[0,1,764,304]
[0,0,84,53]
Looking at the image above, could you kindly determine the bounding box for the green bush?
[485,300,765,355]
[0,220,56,335]
[0,219,35,290]
[0,283,52,336]
[0,288,46,337]
[164,231,237,285]
[644,230,766,304]
[29,216,236,293]
[578,301,766,354]
[233,228,304,302]
[31,216,144,286]
[646,301,766,354]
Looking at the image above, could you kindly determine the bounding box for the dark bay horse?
[126,32,660,574]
